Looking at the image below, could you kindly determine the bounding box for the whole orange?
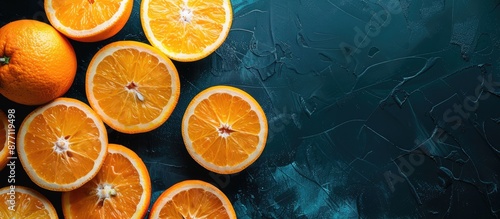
[0,19,77,105]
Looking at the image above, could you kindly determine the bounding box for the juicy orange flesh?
[158,188,231,218]
[23,105,103,184]
[147,0,227,54]
[0,190,52,218]
[188,93,261,166]
[67,152,144,218]
[92,48,173,126]
[52,0,121,30]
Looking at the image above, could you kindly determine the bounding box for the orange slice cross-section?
[149,180,236,219]
[0,186,58,218]
[45,0,134,42]
[17,97,108,191]
[140,0,233,61]
[62,143,151,219]
[86,41,181,134]
[182,85,268,174]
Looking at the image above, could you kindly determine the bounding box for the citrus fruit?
[45,0,133,42]
[17,97,108,191]
[149,180,236,219]
[0,185,58,218]
[182,85,268,174]
[86,40,181,134]
[0,19,77,105]
[0,109,12,171]
[62,143,151,219]
[140,0,233,62]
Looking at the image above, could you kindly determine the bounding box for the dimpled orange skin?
[0,19,77,105]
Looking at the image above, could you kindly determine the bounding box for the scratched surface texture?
[1,0,500,218]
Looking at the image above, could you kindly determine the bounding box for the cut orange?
[86,41,181,134]
[182,85,268,174]
[0,110,11,170]
[17,97,108,191]
[140,0,233,62]
[0,186,59,218]
[149,180,236,219]
[45,0,134,42]
[62,143,151,219]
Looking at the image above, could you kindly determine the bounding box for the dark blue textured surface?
[1,0,500,218]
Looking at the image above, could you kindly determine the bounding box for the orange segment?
[86,41,181,134]
[17,97,108,191]
[0,186,58,218]
[149,180,236,219]
[0,110,11,170]
[62,143,151,219]
[182,85,268,174]
[140,0,233,61]
[45,0,133,42]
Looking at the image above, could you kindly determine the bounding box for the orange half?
[140,0,233,61]
[86,41,181,134]
[182,85,268,174]
[62,143,151,219]
[45,0,134,42]
[149,180,236,219]
[17,97,108,191]
[0,186,58,218]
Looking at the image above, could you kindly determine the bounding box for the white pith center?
[126,81,144,101]
[217,124,234,138]
[180,7,193,23]
[53,136,70,153]
[97,184,117,203]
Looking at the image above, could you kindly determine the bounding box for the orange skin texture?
[0,19,77,105]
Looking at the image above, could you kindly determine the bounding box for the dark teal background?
[1,0,500,218]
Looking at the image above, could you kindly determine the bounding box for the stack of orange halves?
[0,0,269,218]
